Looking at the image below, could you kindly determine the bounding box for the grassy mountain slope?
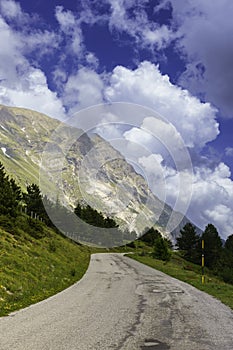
[0,216,90,317]
[0,105,60,189]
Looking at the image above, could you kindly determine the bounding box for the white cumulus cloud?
[105,61,219,149]
[0,0,21,19]
[137,152,233,239]
[62,67,104,114]
[101,61,233,239]
[168,0,233,118]
[0,7,65,118]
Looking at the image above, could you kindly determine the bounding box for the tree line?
[0,162,137,246]
[176,222,233,284]
[0,162,57,238]
[74,202,137,245]
[137,221,233,285]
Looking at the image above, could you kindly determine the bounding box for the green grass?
[128,252,233,310]
[0,220,91,317]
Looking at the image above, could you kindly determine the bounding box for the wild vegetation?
[0,161,135,316]
[176,222,233,284]
[0,162,91,316]
[129,222,233,309]
[0,222,90,316]
[1,160,233,315]
[136,220,233,285]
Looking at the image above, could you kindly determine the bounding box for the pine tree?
[225,234,233,253]
[23,184,47,220]
[221,234,233,271]
[152,237,171,261]
[140,227,162,246]
[0,162,22,216]
[176,223,200,262]
[202,224,222,268]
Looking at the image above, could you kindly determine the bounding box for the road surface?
[0,253,233,349]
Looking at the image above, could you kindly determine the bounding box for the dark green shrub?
[152,237,171,262]
[220,267,233,285]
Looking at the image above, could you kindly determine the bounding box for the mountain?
[0,104,191,243]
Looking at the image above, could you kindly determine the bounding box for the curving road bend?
[0,253,233,350]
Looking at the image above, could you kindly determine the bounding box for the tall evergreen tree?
[23,184,47,220]
[225,234,233,253]
[222,234,233,269]
[152,237,171,261]
[176,223,200,262]
[0,162,22,216]
[219,234,233,284]
[140,227,162,246]
[202,224,222,268]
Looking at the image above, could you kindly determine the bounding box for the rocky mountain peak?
[0,104,191,241]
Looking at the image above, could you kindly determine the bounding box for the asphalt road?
[1,253,233,350]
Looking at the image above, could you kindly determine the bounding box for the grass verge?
[128,252,233,310]
[0,221,91,317]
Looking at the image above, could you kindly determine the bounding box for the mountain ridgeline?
[0,104,191,243]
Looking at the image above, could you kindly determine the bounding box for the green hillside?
[0,217,90,316]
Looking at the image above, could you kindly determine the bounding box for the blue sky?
[0,0,233,238]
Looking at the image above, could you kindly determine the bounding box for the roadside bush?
[152,237,171,262]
